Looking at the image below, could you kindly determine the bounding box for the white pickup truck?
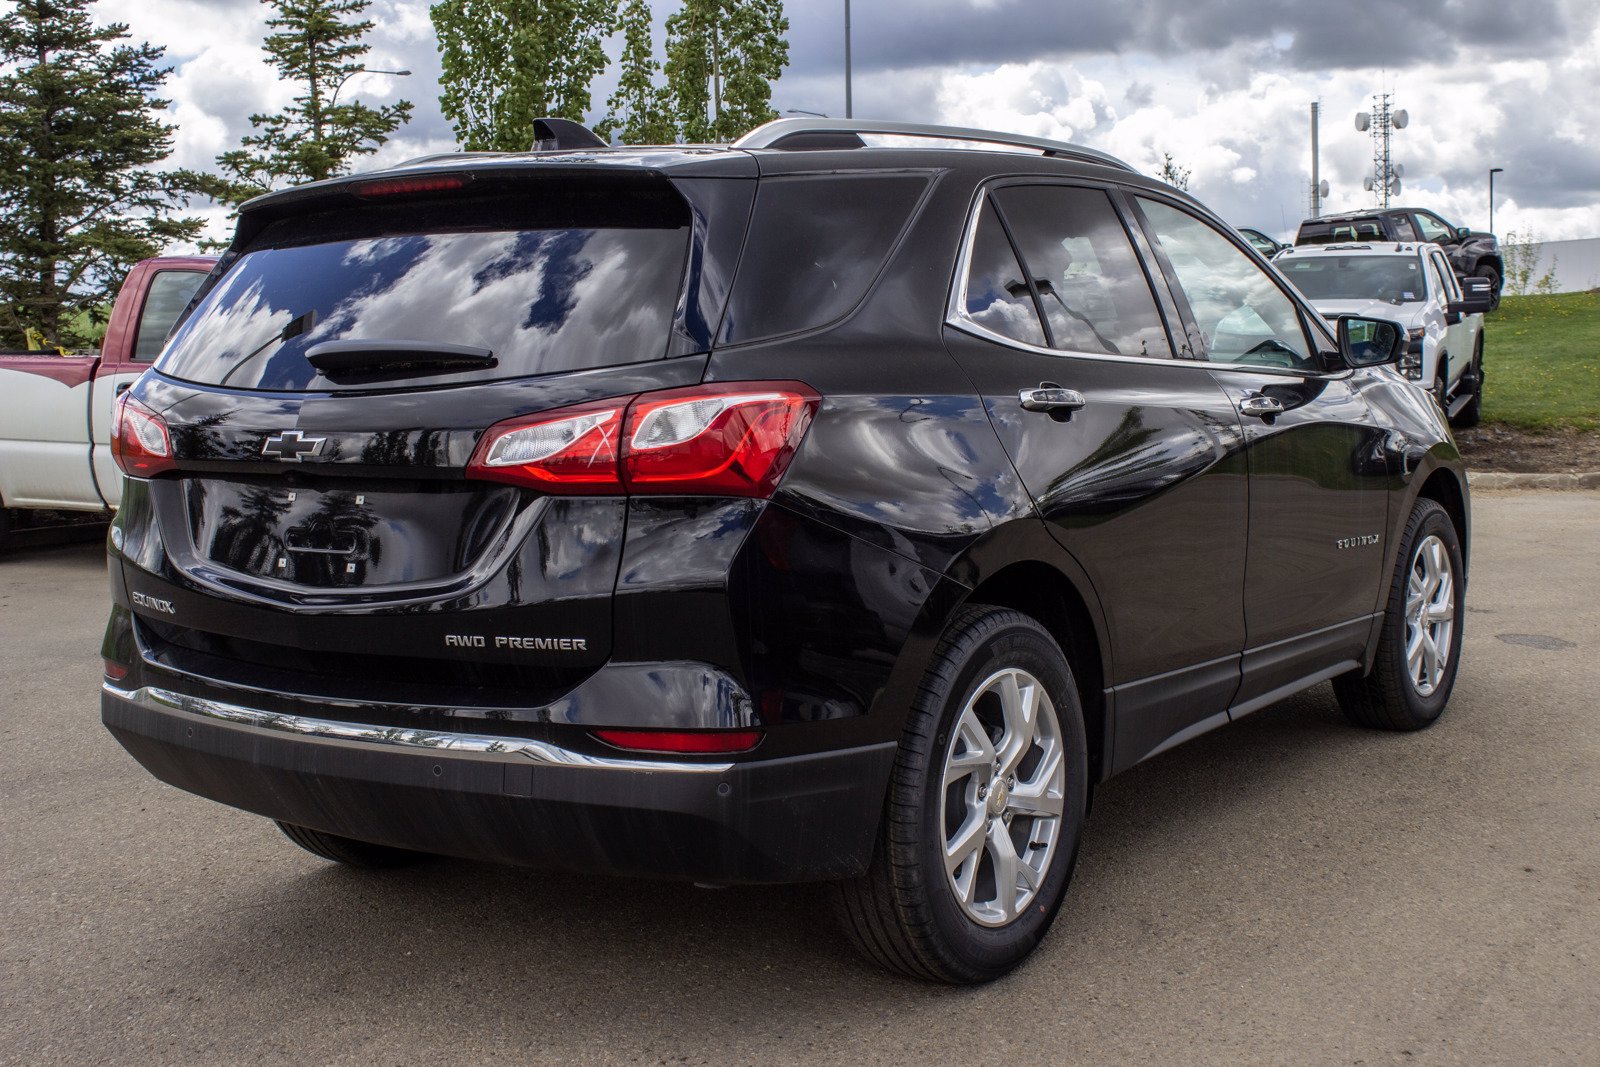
[1274,241,1493,426]
[0,256,214,551]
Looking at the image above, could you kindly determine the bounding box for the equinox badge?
[261,430,327,462]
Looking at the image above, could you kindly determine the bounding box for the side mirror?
[1337,315,1405,368]
[1455,225,1472,239]
[1450,276,1494,316]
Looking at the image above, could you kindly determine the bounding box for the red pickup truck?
[0,255,215,550]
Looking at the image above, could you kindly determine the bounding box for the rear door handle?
[1019,384,1087,414]
[1238,394,1284,419]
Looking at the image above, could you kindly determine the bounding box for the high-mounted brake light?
[350,174,470,198]
[467,381,819,499]
[111,393,175,477]
[593,728,762,754]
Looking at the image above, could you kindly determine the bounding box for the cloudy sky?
[101,0,1600,245]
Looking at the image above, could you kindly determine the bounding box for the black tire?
[834,605,1089,984]
[1451,335,1484,429]
[0,506,11,556]
[1474,263,1501,311]
[275,821,427,868]
[1334,498,1465,730]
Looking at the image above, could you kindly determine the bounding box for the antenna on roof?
[531,118,607,152]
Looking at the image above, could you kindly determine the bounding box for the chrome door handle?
[1238,394,1284,419]
[1019,385,1087,413]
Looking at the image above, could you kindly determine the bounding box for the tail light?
[111,393,175,477]
[593,728,762,754]
[467,381,819,498]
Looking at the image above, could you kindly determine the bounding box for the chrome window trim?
[106,683,737,773]
[945,182,1348,380]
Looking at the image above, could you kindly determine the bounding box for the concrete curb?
[1467,470,1600,490]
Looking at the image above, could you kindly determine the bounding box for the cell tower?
[1356,92,1408,207]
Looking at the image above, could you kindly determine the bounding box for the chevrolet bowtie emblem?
[260,430,327,462]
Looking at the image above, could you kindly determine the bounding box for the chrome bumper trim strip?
[104,683,736,774]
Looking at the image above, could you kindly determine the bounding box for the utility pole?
[1488,167,1504,233]
[844,0,853,118]
[1309,102,1320,218]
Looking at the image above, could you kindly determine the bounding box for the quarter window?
[1136,197,1315,370]
[963,200,1046,347]
[991,186,1172,359]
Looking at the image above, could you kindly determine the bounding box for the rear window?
[1296,218,1387,245]
[719,173,931,344]
[156,191,690,391]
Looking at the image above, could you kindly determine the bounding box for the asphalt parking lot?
[3,490,1597,1066]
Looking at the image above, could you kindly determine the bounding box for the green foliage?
[0,0,212,350]
[1158,152,1191,192]
[1501,230,1559,297]
[217,0,412,200]
[432,0,618,152]
[595,0,673,144]
[1484,290,1600,431]
[664,0,788,142]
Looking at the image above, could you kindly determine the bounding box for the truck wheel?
[1451,336,1484,429]
[275,821,428,868]
[1474,264,1501,311]
[0,507,11,556]
[834,605,1088,983]
[1334,498,1465,731]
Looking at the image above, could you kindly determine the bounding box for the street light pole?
[329,67,411,110]
[1488,167,1504,233]
[844,0,852,119]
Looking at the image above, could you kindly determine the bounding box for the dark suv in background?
[1296,207,1503,308]
[103,118,1470,984]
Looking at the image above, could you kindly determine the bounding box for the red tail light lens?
[465,402,625,493]
[350,174,470,198]
[467,381,819,498]
[593,728,762,754]
[111,393,175,477]
[623,382,820,496]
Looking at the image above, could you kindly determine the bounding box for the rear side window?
[719,174,930,344]
[133,270,207,362]
[963,200,1046,346]
[992,185,1172,359]
[156,191,689,391]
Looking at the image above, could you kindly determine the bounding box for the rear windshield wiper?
[304,340,497,377]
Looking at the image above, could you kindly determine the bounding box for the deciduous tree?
[0,0,213,349]
[432,0,618,151]
[595,0,673,144]
[664,0,788,143]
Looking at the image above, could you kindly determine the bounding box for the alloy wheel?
[1405,534,1456,696]
[939,668,1066,927]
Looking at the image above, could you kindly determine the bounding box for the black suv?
[1296,207,1503,308]
[103,118,1470,984]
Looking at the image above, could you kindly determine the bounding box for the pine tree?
[664,0,787,143]
[595,0,673,144]
[0,0,213,350]
[217,0,412,200]
[432,0,618,152]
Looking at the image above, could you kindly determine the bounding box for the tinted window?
[1427,252,1460,301]
[1298,218,1386,245]
[994,185,1171,359]
[721,174,929,343]
[962,200,1045,346]
[1279,254,1425,304]
[1415,213,1453,243]
[133,270,206,362]
[1138,197,1314,370]
[1391,216,1419,241]
[157,193,689,391]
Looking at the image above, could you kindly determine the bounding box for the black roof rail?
[733,117,1136,173]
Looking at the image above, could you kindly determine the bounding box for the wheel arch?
[1413,464,1471,571]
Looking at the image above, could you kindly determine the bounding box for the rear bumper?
[102,683,896,884]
